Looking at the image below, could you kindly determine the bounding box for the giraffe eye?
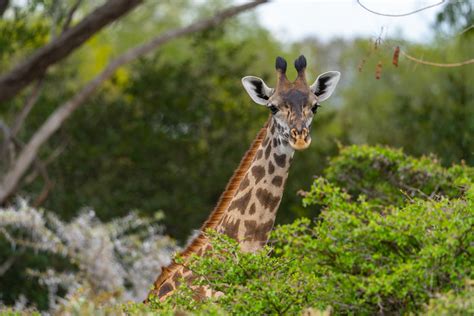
[311,103,320,114]
[268,105,279,115]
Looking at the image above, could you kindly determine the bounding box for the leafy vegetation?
[146,145,472,315]
[12,145,468,315]
[1,0,473,313]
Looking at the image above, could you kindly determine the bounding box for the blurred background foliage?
[0,0,472,309]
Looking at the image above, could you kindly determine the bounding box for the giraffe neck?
[147,118,295,301]
[215,118,294,252]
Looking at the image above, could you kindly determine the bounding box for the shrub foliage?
[2,145,472,315]
[148,145,473,315]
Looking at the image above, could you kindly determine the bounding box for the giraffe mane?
[151,117,271,293]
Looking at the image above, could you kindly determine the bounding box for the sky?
[250,0,446,42]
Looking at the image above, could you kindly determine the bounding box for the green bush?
[147,145,473,315]
[423,280,474,315]
[7,145,471,315]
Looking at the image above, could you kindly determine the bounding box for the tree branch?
[0,0,143,103]
[62,0,83,32]
[357,0,445,17]
[11,78,44,137]
[0,255,16,276]
[0,0,9,17]
[0,0,268,204]
[401,50,474,67]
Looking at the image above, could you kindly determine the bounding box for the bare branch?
[0,255,16,276]
[357,0,445,17]
[6,135,54,206]
[456,24,474,36]
[24,142,67,185]
[401,50,474,67]
[0,0,143,103]
[62,0,83,32]
[32,160,53,207]
[0,119,14,166]
[11,78,44,137]
[0,0,268,203]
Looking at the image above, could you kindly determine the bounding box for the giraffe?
[147,55,340,302]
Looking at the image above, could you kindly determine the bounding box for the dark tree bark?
[0,0,8,17]
[0,0,143,103]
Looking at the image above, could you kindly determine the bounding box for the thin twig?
[455,24,474,36]
[11,78,44,137]
[62,0,83,32]
[0,255,16,276]
[8,135,53,206]
[357,0,445,17]
[23,141,67,185]
[401,50,474,67]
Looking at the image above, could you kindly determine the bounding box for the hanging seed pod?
[392,46,400,67]
[375,61,382,79]
[358,58,366,72]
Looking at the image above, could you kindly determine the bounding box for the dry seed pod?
[393,46,400,67]
[375,61,382,79]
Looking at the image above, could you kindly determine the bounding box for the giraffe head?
[242,55,340,151]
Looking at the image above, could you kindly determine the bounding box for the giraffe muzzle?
[289,128,311,150]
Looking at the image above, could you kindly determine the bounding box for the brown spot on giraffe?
[174,269,183,280]
[257,219,276,241]
[220,218,241,240]
[249,202,256,215]
[244,219,275,242]
[263,134,270,147]
[256,188,280,212]
[228,189,252,215]
[271,175,283,187]
[265,140,272,159]
[238,174,250,191]
[268,161,275,174]
[273,153,286,168]
[273,137,278,148]
[243,220,257,240]
[158,282,174,297]
[251,165,265,184]
[256,149,263,160]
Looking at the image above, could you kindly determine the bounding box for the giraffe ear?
[310,71,341,102]
[241,76,274,105]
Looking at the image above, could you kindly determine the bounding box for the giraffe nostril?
[291,128,308,138]
[290,128,298,138]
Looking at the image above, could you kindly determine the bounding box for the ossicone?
[294,55,307,73]
[275,56,287,73]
